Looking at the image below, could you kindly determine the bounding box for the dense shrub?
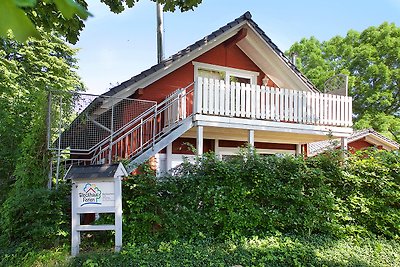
[122,149,400,242]
[0,184,70,249]
[122,164,163,242]
[338,149,400,238]
[123,149,339,241]
[1,149,399,266]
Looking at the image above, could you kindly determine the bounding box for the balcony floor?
[181,114,352,144]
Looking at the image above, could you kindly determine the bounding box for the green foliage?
[0,184,70,249]
[157,151,337,239]
[287,22,400,141]
[67,236,399,266]
[0,30,83,198]
[122,149,400,242]
[0,30,81,260]
[0,150,399,266]
[0,0,90,43]
[1,235,399,266]
[122,164,163,242]
[337,149,400,238]
[1,0,203,43]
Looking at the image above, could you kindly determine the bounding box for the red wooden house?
[308,128,399,156]
[56,12,353,174]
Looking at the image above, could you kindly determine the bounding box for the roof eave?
[105,22,249,100]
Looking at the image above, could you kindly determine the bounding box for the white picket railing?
[195,77,352,127]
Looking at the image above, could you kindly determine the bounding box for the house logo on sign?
[79,183,102,206]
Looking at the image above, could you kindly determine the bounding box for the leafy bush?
[122,149,400,241]
[122,164,163,242]
[337,149,400,238]
[0,184,70,249]
[123,149,339,241]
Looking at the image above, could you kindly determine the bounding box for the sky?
[74,0,400,95]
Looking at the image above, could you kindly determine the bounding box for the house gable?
[103,11,318,102]
[135,40,277,103]
[308,129,400,156]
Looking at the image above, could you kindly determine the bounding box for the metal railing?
[195,77,353,127]
[91,83,194,164]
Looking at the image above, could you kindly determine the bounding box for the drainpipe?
[156,3,164,63]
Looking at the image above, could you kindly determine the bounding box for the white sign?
[70,163,127,257]
[76,181,115,208]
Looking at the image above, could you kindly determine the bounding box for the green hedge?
[0,184,70,249]
[334,150,400,238]
[123,149,400,241]
[0,149,399,266]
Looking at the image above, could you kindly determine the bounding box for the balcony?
[193,77,352,128]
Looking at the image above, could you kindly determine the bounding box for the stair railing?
[91,83,194,165]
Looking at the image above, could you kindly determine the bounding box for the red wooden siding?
[219,140,296,151]
[348,139,375,152]
[132,39,277,103]
[171,138,213,155]
[120,35,282,161]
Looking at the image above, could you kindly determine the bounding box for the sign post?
[67,163,127,256]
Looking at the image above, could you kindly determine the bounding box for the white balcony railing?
[195,77,352,127]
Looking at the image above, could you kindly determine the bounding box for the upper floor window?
[194,62,259,85]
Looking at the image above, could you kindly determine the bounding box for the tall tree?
[1,0,203,44]
[288,22,400,141]
[0,30,83,199]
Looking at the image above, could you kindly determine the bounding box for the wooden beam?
[224,28,248,48]
[296,144,302,156]
[196,126,204,156]
[248,129,255,146]
[166,144,172,170]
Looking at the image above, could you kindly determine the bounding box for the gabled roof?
[65,163,128,179]
[103,11,318,98]
[308,128,400,156]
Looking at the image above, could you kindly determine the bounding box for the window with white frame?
[194,62,258,85]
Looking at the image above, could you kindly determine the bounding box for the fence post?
[195,77,202,114]
[108,103,114,164]
[47,91,53,189]
[55,96,63,189]
[153,105,157,149]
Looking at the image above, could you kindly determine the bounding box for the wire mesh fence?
[48,91,156,154]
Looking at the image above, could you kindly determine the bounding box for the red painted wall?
[120,35,282,162]
[348,139,375,153]
[219,140,295,151]
[134,38,274,103]
[158,139,296,154]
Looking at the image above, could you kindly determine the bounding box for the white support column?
[196,126,203,156]
[214,139,220,159]
[166,143,172,170]
[296,144,302,156]
[341,137,348,151]
[248,129,255,147]
[71,183,80,256]
[114,176,123,252]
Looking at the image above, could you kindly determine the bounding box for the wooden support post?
[248,129,255,147]
[71,183,80,256]
[341,137,348,151]
[166,143,172,170]
[196,126,203,156]
[215,139,220,159]
[114,176,123,252]
[296,144,302,156]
